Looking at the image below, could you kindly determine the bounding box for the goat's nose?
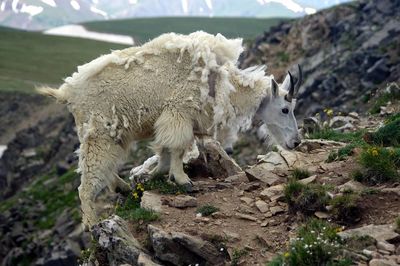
[225,147,233,155]
[294,141,301,147]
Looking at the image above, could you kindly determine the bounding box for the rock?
[197,138,243,177]
[348,112,360,119]
[338,224,399,243]
[314,211,329,219]
[138,252,162,266]
[235,213,258,222]
[245,165,280,185]
[148,225,200,265]
[148,225,227,266]
[167,195,197,209]
[339,180,366,193]
[225,172,249,183]
[91,215,142,265]
[260,221,269,227]
[140,191,162,212]
[240,197,253,205]
[298,175,317,185]
[239,182,260,192]
[260,184,285,201]
[369,259,398,266]
[269,206,285,215]
[376,241,395,253]
[223,230,241,241]
[172,232,228,265]
[255,200,269,213]
[365,58,390,84]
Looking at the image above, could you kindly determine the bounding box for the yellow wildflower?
[335,227,343,233]
[133,192,139,199]
[284,252,290,258]
[326,109,334,117]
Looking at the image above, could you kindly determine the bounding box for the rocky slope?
[1,0,400,265]
[240,0,400,117]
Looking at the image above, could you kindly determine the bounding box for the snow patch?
[12,0,19,13]
[304,7,316,14]
[44,24,134,45]
[129,0,138,4]
[257,0,316,15]
[181,0,188,14]
[0,145,7,159]
[41,0,56,7]
[20,4,43,16]
[90,6,108,17]
[0,1,6,11]
[205,0,213,10]
[70,0,80,10]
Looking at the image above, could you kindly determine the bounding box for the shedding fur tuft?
[36,85,68,103]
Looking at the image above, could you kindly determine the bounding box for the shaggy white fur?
[37,31,284,227]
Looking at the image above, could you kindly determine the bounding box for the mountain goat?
[38,31,301,227]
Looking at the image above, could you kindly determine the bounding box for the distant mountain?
[0,0,351,31]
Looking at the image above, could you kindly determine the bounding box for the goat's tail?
[36,85,69,104]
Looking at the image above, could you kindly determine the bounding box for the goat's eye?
[282,108,289,114]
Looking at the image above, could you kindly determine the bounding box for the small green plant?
[369,86,400,114]
[308,129,365,144]
[197,204,219,216]
[368,115,400,147]
[345,235,376,251]
[231,248,248,266]
[267,219,351,266]
[143,176,188,194]
[284,180,329,215]
[326,143,358,162]
[115,192,159,222]
[330,193,361,225]
[395,216,400,233]
[356,146,400,184]
[277,51,290,62]
[291,168,311,180]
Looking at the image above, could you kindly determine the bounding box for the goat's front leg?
[169,148,193,191]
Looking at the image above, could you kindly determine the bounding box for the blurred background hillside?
[1,0,400,265]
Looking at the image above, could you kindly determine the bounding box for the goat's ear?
[271,79,279,97]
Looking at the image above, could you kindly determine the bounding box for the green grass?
[196,204,219,216]
[115,192,159,222]
[84,17,286,44]
[267,219,351,266]
[284,180,329,215]
[143,176,188,194]
[291,168,311,180]
[231,248,248,266]
[355,147,400,184]
[370,90,400,114]
[0,27,127,93]
[369,114,400,147]
[0,169,81,229]
[308,129,365,144]
[396,216,400,233]
[330,193,361,225]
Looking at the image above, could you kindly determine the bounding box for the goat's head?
[256,65,302,149]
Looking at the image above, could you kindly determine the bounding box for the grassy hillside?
[0,27,127,93]
[84,17,286,44]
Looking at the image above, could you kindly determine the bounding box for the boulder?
[140,191,162,212]
[91,215,144,266]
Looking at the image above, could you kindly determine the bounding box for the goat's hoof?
[182,182,193,192]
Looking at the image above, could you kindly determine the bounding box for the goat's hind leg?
[78,135,127,228]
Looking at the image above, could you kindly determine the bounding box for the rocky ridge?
[240,0,400,117]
